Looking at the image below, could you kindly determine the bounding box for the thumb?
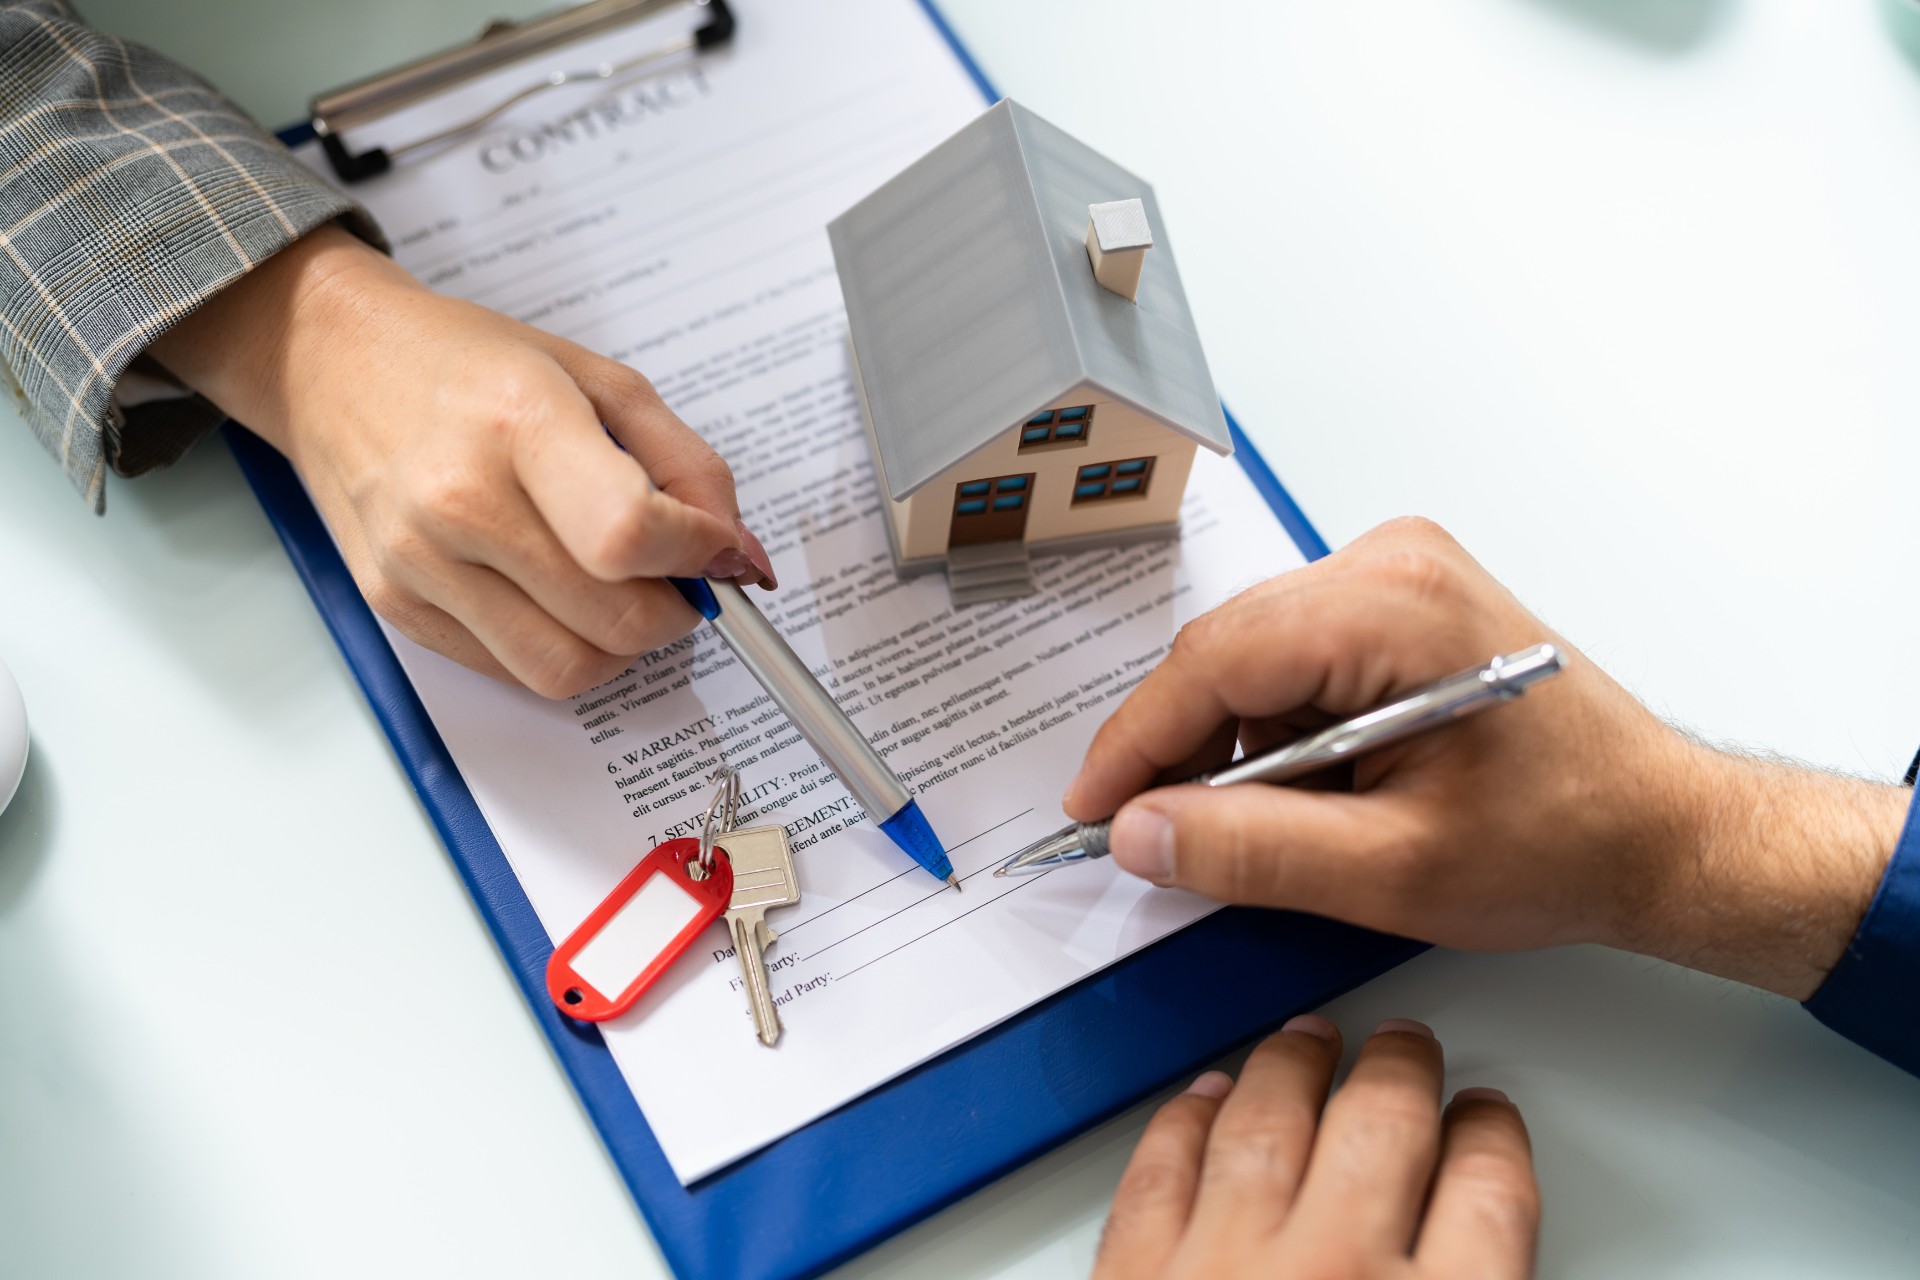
[1109,783,1433,928]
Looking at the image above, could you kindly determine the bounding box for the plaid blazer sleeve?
[0,0,384,511]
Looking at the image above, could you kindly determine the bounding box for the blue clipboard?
[251,7,1425,1277]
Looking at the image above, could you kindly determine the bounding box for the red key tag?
[547,837,733,1022]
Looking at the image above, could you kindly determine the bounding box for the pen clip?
[1479,643,1561,698]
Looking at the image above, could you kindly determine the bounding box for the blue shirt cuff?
[1805,786,1920,1074]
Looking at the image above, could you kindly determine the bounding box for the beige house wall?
[885,387,1198,561]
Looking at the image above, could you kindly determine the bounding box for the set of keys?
[544,765,801,1048]
[697,767,802,1047]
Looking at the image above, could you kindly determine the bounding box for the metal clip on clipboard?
[309,0,736,183]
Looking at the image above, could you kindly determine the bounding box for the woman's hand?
[1094,1016,1538,1280]
[148,224,773,699]
[1067,517,1908,999]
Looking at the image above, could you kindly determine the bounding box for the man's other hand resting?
[1095,1016,1538,1280]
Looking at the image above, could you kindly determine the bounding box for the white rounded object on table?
[0,653,25,816]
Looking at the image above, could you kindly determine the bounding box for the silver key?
[695,766,802,1048]
[718,823,801,1047]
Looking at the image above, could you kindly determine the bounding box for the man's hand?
[1095,1015,1538,1280]
[148,224,773,699]
[1068,518,1910,1000]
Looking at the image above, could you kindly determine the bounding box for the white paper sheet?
[302,0,1309,1182]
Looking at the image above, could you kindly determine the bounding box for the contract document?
[302,0,1309,1182]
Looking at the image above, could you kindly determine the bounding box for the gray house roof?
[828,100,1231,502]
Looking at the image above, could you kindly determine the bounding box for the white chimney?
[1085,198,1152,303]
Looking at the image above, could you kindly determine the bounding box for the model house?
[827,100,1232,606]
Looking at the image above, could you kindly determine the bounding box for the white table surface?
[6,1,1920,1276]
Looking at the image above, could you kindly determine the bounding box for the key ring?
[693,764,741,880]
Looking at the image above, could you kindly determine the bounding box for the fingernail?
[1183,1070,1233,1100]
[1375,1018,1434,1039]
[737,519,778,589]
[702,547,751,579]
[1060,772,1083,815]
[1281,1013,1337,1041]
[1110,806,1174,881]
[1452,1087,1510,1105]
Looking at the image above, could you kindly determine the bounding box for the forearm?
[146,223,408,464]
[1638,745,1909,1001]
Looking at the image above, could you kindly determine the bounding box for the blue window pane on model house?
[993,495,1025,511]
[956,500,988,514]
[1113,479,1141,493]
[1116,459,1147,475]
[1054,422,1083,438]
[1026,411,1055,425]
[1076,483,1106,498]
[1023,428,1051,443]
[1079,465,1111,480]
[1058,407,1089,421]
[996,477,1027,491]
[960,481,991,496]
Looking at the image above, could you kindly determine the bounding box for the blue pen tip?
[879,800,958,887]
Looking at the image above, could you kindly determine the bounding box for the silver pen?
[994,643,1564,877]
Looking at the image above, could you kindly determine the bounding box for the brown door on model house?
[948,472,1035,547]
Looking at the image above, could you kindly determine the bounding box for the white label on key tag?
[570,871,705,998]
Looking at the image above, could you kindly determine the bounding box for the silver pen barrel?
[703,579,911,823]
[996,644,1562,877]
[1205,642,1562,788]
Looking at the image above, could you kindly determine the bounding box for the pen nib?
[992,866,1007,878]
[946,873,962,892]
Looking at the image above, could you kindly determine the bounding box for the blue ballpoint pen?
[668,576,959,890]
